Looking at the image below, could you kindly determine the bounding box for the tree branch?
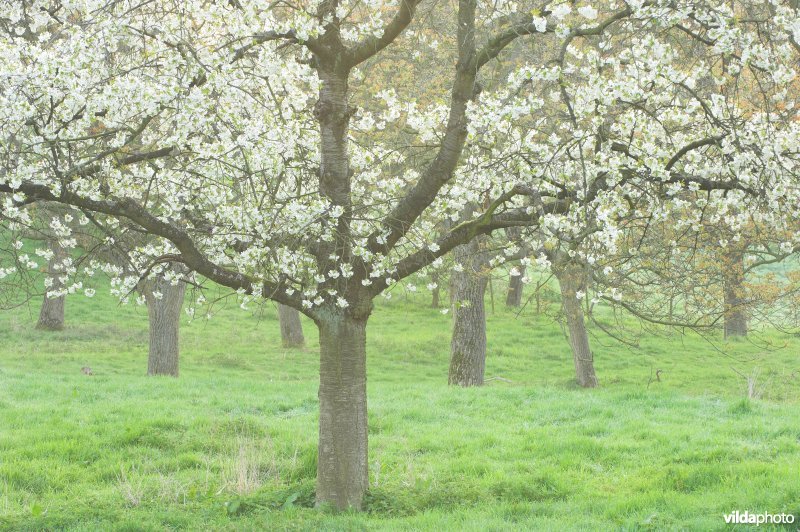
[365,0,477,257]
[345,0,423,67]
[231,31,298,63]
[1,182,305,311]
[376,189,569,291]
[476,15,553,69]
[665,135,724,171]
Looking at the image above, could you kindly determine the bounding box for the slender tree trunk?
[556,264,598,388]
[277,303,305,347]
[449,238,489,386]
[723,250,747,338]
[36,241,66,331]
[430,272,440,308]
[316,314,369,510]
[143,278,185,377]
[506,266,525,307]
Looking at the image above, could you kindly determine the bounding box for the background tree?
[504,228,528,308]
[35,238,67,331]
[448,227,530,386]
[549,249,599,387]
[448,234,491,386]
[142,269,186,377]
[277,303,305,348]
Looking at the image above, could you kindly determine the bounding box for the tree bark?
[506,265,525,307]
[448,237,489,386]
[36,241,66,331]
[277,303,305,348]
[556,264,599,388]
[143,277,186,377]
[313,55,370,509]
[316,314,369,510]
[722,250,747,338]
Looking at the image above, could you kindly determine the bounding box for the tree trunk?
[36,241,66,331]
[316,315,369,510]
[143,277,186,377]
[448,238,489,386]
[311,57,369,510]
[430,272,440,309]
[506,265,525,307]
[556,264,598,388]
[722,250,747,338]
[277,303,305,347]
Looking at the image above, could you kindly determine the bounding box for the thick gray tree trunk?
[556,263,599,388]
[36,241,66,331]
[312,61,371,509]
[277,303,305,347]
[143,277,186,377]
[449,237,489,386]
[723,250,747,338]
[506,266,525,307]
[316,315,368,510]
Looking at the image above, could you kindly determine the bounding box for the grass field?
[1,286,799,530]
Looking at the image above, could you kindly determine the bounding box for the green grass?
[1,287,799,530]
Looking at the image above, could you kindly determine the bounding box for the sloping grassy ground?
[0,287,799,531]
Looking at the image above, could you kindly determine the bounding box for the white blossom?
[577,5,598,20]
